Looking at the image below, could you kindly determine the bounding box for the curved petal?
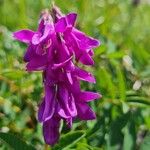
[52,56,73,70]
[38,19,45,33]
[79,91,101,102]
[58,40,70,59]
[58,85,77,118]
[57,104,69,119]
[88,49,94,56]
[38,98,45,122]
[65,33,95,65]
[26,55,47,71]
[38,85,56,122]
[67,79,80,95]
[55,17,67,32]
[24,44,36,62]
[73,29,100,49]
[32,33,41,45]
[55,13,77,32]
[79,36,100,50]
[32,24,54,45]
[66,72,73,84]
[13,30,35,43]
[43,116,60,145]
[42,85,56,122]
[66,13,77,26]
[68,94,77,117]
[74,67,96,83]
[79,53,94,65]
[77,103,96,120]
[39,24,54,43]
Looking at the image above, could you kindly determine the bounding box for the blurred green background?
[0,0,150,150]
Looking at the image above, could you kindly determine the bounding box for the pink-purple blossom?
[13,7,101,146]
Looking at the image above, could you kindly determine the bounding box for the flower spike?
[13,6,101,146]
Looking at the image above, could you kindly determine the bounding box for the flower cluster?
[13,7,101,145]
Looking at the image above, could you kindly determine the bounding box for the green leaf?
[140,133,150,150]
[52,131,85,150]
[95,45,106,55]
[77,142,102,150]
[98,68,116,99]
[86,117,105,138]
[2,70,25,80]
[0,132,36,150]
[116,64,126,101]
[109,112,130,146]
[123,121,136,150]
[107,51,125,59]
[126,97,150,105]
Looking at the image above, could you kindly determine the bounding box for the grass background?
[0,0,150,149]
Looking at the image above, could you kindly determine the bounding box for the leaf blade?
[53,131,85,150]
[0,132,36,150]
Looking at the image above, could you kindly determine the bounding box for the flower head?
[13,6,101,146]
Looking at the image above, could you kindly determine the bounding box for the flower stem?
[44,144,50,150]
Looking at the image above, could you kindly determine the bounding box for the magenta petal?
[87,37,100,47]
[58,40,71,58]
[73,29,100,49]
[40,24,54,42]
[38,19,45,33]
[79,91,101,102]
[38,85,56,122]
[66,72,73,84]
[38,98,45,122]
[55,13,77,32]
[68,79,80,95]
[32,33,41,45]
[43,117,60,145]
[58,85,77,118]
[13,30,35,43]
[32,24,53,45]
[79,53,94,65]
[77,103,96,120]
[55,17,67,32]
[75,67,95,83]
[66,13,77,26]
[52,56,73,70]
[58,85,70,118]
[36,40,52,55]
[36,44,43,55]
[72,29,85,40]
[79,36,100,50]
[26,55,47,71]
[88,49,94,56]
[42,85,56,122]
[67,94,77,117]
[57,104,69,118]
[24,44,36,62]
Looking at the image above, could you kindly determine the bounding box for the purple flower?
[13,7,101,146]
[55,13,100,65]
